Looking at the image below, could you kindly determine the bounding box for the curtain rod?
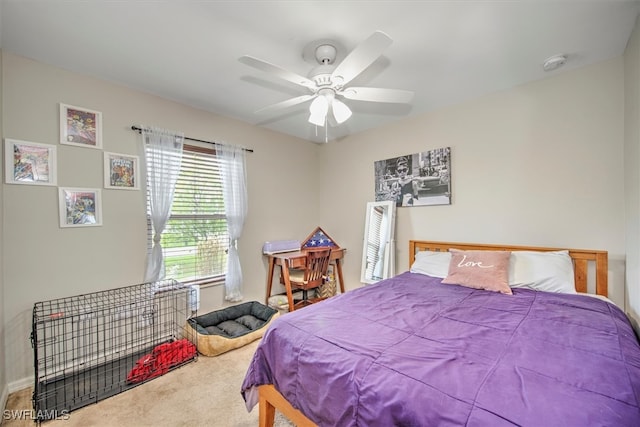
[130,126,254,153]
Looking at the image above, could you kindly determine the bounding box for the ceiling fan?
[239,31,414,128]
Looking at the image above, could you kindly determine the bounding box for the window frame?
[146,143,229,287]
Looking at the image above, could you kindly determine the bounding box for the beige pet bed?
[185,301,279,356]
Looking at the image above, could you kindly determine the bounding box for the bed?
[241,240,640,426]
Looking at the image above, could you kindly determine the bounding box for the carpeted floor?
[2,339,294,427]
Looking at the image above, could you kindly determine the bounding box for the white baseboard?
[8,377,31,394]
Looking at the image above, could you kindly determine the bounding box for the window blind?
[147,144,229,285]
[364,205,384,280]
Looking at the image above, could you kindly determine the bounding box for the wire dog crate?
[31,279,198,421]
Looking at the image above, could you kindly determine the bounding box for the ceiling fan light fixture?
[332,99,352,124]
[309,95,329,126]
[241,31,414,136]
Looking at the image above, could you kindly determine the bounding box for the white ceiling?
[1,0,639,143]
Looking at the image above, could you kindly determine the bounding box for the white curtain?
[142,126,184,283]
[216,143,248,302]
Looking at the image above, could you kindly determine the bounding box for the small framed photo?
[60,103,103,149]
[4,138,57,186]
[59,187,103,228]
[104,152,139,190]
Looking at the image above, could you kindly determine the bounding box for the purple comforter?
[242,272,640,426]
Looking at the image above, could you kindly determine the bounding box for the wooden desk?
[265,248,346,312]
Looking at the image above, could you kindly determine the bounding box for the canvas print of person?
[374,147,451,207]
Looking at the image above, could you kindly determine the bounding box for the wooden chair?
[281,248,332,310]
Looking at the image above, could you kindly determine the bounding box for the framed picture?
[374,147,451,207]
[58,187,103,228]
[4,138,57,186]
[104,152,139,190]
[59,103,103,149]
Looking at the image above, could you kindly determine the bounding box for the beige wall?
[625,15,640,323]
[1,52,321,385]
[0,50,631,389]
[318,58,626,306]
[0,49,6,406]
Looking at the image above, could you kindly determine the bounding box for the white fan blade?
[331,31,393,86]
[239,55,316,90]
[339,87,414,104]
[255,94,316,114]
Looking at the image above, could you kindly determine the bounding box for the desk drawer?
[286,258,306,269]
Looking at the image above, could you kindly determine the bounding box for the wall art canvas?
[59,187,102,227]
[374,147,451,207]
[104,152,139,190]
[4,138,57,186]
[60,103,103,149]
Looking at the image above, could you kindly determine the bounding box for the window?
[146,144,229,285]
[363,205,384,281]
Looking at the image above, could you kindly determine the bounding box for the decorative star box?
[301,226,340,249]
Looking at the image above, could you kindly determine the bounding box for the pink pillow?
[441,249,512,295]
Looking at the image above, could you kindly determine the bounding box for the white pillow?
[411,249,576,295]
[410,250,451,278]
[578,292,616,306]
[509,250,576,294]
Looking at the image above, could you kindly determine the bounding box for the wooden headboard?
[409,240,609,296]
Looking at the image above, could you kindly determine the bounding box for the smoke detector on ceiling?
[543,54,567,72]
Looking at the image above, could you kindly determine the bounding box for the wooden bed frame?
[256,240,609,427]
[409,240,608,296]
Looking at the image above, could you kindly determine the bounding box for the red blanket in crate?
[127,339,197,384]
